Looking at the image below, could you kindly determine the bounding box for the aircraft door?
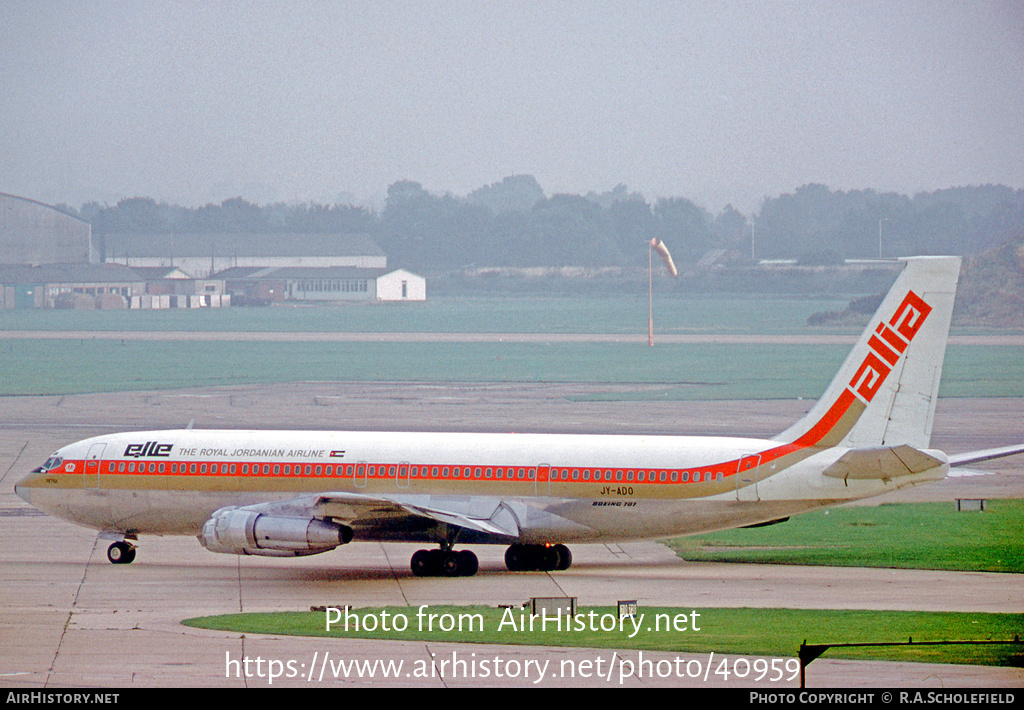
[396,462,410,489]
[84,443,106,489]
[536,464,550,496]
[735,454,761,502]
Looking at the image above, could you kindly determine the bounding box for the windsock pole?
[648,241,654,346]
[648,238,677,346]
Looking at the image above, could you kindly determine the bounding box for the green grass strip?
[666,500,1024,574]
[183,606,1024,667]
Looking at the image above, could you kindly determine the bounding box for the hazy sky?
[3,1,1022,214]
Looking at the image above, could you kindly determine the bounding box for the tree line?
[60,177,1024,271]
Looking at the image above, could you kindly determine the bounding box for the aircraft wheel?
[107,541,136,565]
[539,545,561,571]
[457,550,478,577]
[504,544,527,571]
[553,544,572,570]
[439,552,460,577]
[411,549,435,577]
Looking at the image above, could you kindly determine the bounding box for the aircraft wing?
[947,444,1024,468]
[230,491,523,539]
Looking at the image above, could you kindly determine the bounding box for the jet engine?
[198,508,353,557]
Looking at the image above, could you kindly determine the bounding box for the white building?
[217,266,425,304]
[376,268,426,301]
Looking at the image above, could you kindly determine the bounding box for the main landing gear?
[106,540,136,564]
[410,548,479,577]
[504,543,572,572]
[409,543,574,576]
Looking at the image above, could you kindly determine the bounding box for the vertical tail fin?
[776,256,961,450]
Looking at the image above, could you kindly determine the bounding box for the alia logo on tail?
[849,290,932,404]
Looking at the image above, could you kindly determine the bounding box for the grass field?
[2,296,1021,396]
[666,500,1024,574]
[0,294,855,335]
[1,337,1021,398]
[182,606,1024,668]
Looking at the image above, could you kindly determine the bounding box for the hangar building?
[103,232,386,278]
[0,193,94,264]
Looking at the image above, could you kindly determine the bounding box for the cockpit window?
[33,456,64,473]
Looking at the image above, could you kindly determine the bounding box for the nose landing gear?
[106,540,137,564]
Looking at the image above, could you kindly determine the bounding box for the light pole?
[878,218,888,259]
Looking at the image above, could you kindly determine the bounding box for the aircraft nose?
[14,478,30,504]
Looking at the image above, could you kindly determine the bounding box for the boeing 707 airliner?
[15,256,1024,576]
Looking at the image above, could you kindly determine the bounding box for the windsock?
[650,238,678,276]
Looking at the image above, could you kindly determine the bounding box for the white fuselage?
[15,427,946,545]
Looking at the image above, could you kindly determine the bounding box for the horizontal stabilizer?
[948,444,1024,468]
[823,445,945,482]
